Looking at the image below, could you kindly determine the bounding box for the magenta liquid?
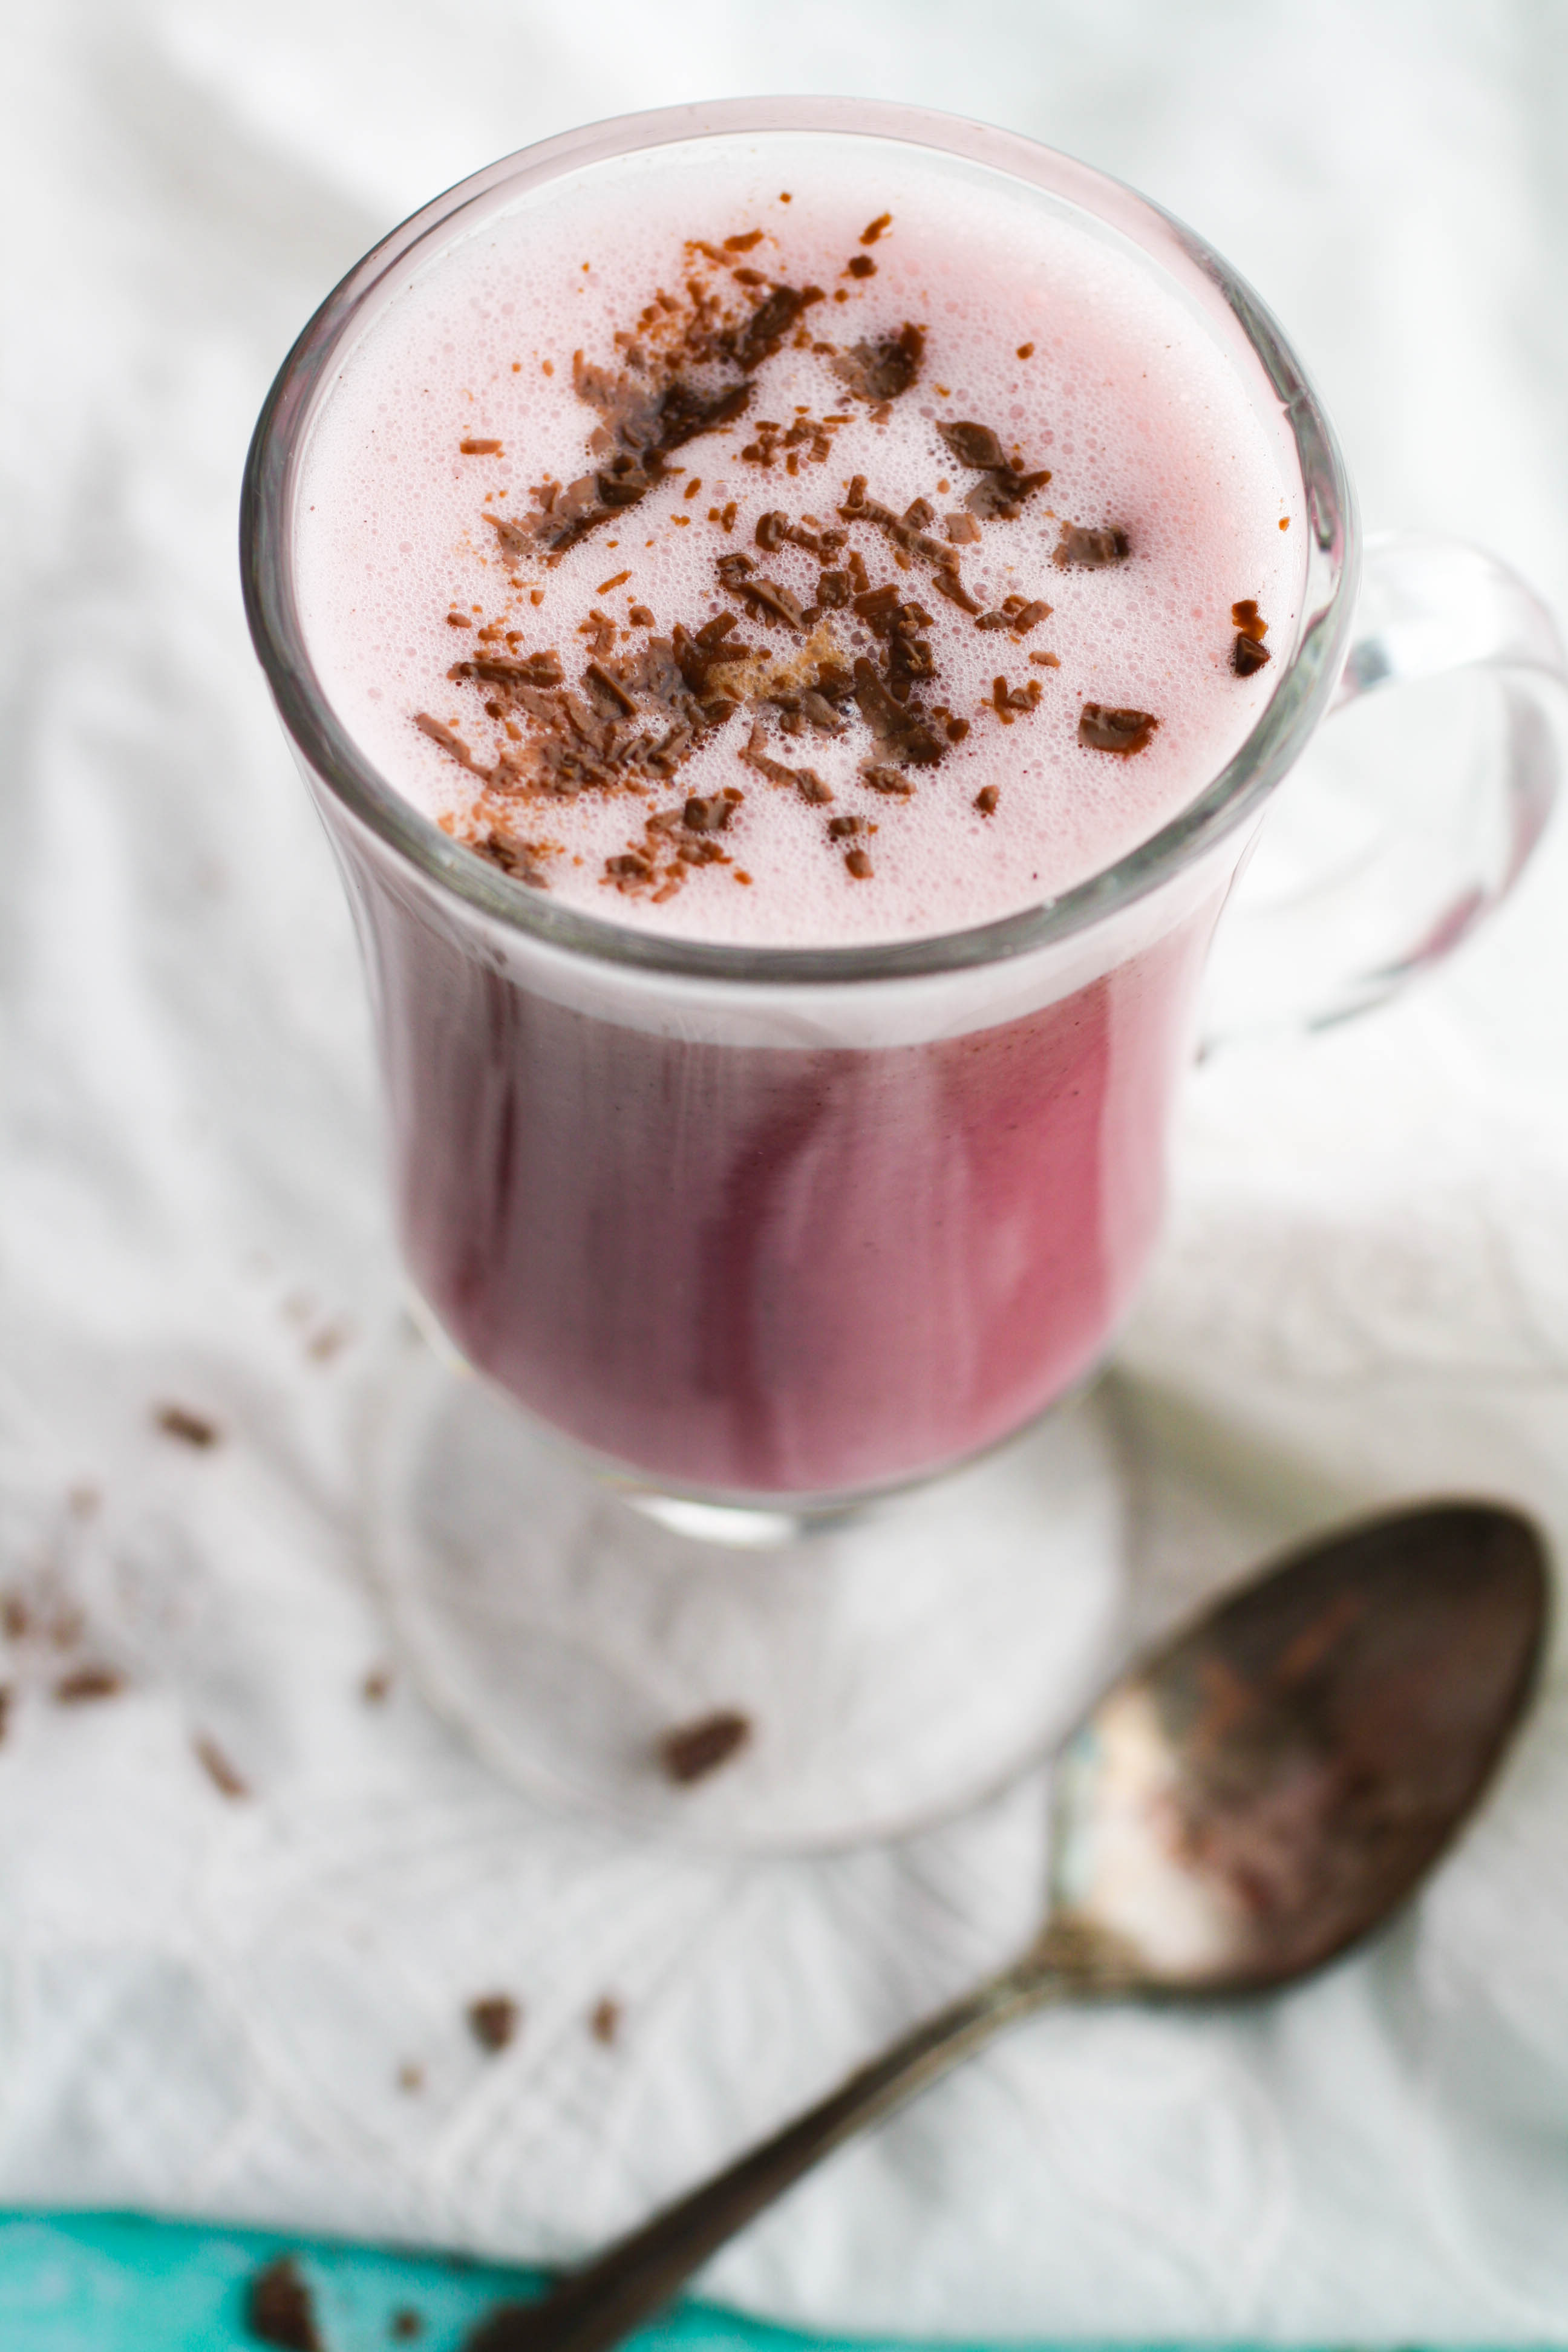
[361,883,1214,1495]
[295,137,1300,1498]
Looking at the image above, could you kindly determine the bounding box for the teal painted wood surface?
[0,2213,1227,2352]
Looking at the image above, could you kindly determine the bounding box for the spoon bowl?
[1042,1500,1548,1993]
[468,1498,1549,2352]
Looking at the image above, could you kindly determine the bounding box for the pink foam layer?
[295,143,1302,946]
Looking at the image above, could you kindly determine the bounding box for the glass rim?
[240,94,1357,987]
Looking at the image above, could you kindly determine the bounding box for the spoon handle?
[466,1965,1059,2352]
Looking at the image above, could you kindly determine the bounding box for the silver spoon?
[467,1500,1548,2352]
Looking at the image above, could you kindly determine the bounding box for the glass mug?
[242,99,1567,1846]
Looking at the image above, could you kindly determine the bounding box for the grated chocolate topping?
[408,213,1215,909]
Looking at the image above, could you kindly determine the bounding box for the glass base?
[359,1321,1127,1851]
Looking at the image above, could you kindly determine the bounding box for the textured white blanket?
[4,1,1568,2339]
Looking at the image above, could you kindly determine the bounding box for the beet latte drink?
[269,114,1309,1504]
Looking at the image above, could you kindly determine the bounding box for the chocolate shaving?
[451,652,564,694]
[975,596,1052,636]
[852,660,946,766]
[736,575,805,630]
[756,508,844,557]
[741,723,832,801]
[584,661,639,716]
[683,791,741,832]
[831,323,924,403]
[837,477,977,609]
[478,829,551,888]
[1230,599,1272,675]
[930,567,985,615]
[648,378,753,450]
[936,420,1051,522]
[483,509,544,563]
[414,713,488,774]
[1054,523,1131,570]
[765,685,848,736]
[939,421,1007,470]
[964,467,1051,522]
[460,437,502,456]
[725,284,823,370]
[671,613,748,693]
[844,847,874,879]
[859,596,935,702]
[991,675,1043,722]
[1079,702,1158,754]
[851,582,901,629]
[861,213,892,246]
[659,1709,752,1783]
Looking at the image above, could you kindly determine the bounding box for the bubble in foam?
[295,143,1302,949]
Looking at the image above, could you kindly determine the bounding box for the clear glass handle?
[1203,531,1568,1040]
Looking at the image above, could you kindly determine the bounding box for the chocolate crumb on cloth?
[155,1402,221,1448]
[247,2255,322,2352]
[658,1708,752,1783]
[193,1731,249,1797]
[466,1993,521,2053]
[53,1665,123,1703]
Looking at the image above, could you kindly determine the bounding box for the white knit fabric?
[4,2,1568,2339]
